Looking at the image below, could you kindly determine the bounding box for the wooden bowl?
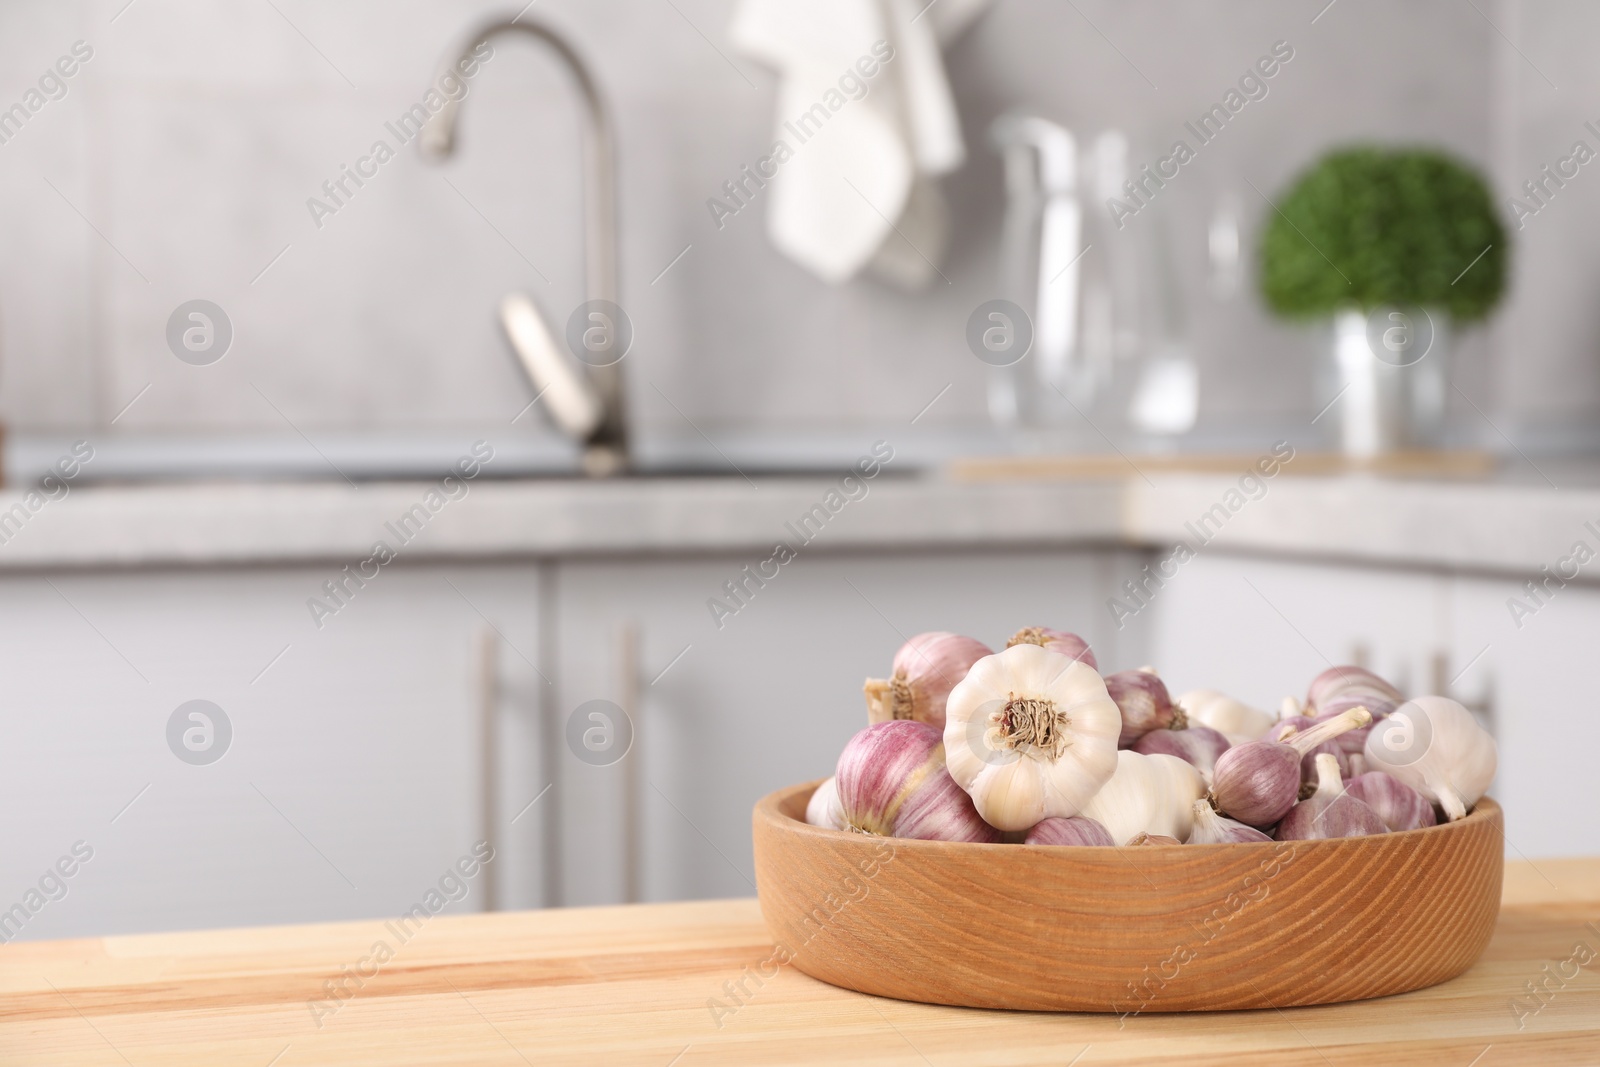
[752,780,1503,1012]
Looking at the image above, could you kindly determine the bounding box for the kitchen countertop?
[3,463,1600,576]
[3,857,1596,1065]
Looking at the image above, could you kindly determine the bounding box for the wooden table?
[4,859,1597,1066]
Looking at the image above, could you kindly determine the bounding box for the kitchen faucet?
[420,16,628,476]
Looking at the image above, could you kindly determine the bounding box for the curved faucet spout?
[421,17,627,472]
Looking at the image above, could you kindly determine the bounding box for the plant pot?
[1323,308,1448,457]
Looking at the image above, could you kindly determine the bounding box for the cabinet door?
[0,563,542,940]
[552,548,1133,907]
[1140,552,1443,713]
[1448,575,1599,858]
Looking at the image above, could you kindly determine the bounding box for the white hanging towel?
[729,0,990,289]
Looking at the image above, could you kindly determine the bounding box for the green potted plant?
[1258,146,1508,456]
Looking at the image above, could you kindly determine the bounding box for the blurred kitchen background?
[0,0,1595,940]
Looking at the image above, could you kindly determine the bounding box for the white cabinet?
[10,537,1591,938]
[550,548,1143,906]
[0,564,545,940]
[1140,551,1444,710]
[1445,576,1599,858]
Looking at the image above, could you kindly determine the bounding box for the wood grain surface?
[2,846,1597,1065]
[754,781,1504,1012]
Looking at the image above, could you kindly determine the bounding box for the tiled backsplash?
[0,0,1580,446]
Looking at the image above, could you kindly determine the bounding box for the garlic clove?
[970,756,1048,828]
[1362,695,1497,821]
[862,631,993,727]
[1107,668,1178,747]
[835,720,1000,842]
[1344,770,1436,832]
[1024,816,1114,847]
[1131,725,1231,785]
[1004,627,1098,670]
[1275,752,1388,840]
[1210,706,1372,827]
[805,776,846,831]
[1080,750,1207,844]
[1176,689,1278,746]
[943,643,1122,831]
[1187,799,1273,843]
[1126,833,1182,846]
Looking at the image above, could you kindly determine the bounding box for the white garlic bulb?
[805,776,845,831]
[1177,689,1278,746]
[1080,751,1207,845]
[943,643,1121,832]
[1363,695,1497,821]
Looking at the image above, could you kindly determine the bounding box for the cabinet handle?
[477,624,500,912]
[618,620,642,904]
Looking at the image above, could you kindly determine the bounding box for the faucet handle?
[499,293,603,442]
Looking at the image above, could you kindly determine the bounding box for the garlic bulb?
[1132,725,1230,785]
[1004,627,1098,670]
[1024,816,1114,847]
[1306,665,1403,718]
[1344,771,1436,832]
[1176,689,1277,746]
[1210,706,1372,827]
[805,776,845,830]
[1275,753,1388,840]
[943,643,1122,832]
[1363,695,1496,821]
[1080,751,1207,845]
[835,721,1000,842]
[863,631,992,727]
[1188,800,1273,843]
[1106,668,1178,746]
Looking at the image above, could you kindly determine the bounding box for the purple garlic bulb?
[1133,725,1231,784]
[1276,753,1388,840]
[1004,627,1098,670]
[862,631,993,727]
[1106,668,1177,747]
[1344,770,1437,832]
[835,721,1000,843]
[1024,816,1115,847]
[1306,665,1403,720]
